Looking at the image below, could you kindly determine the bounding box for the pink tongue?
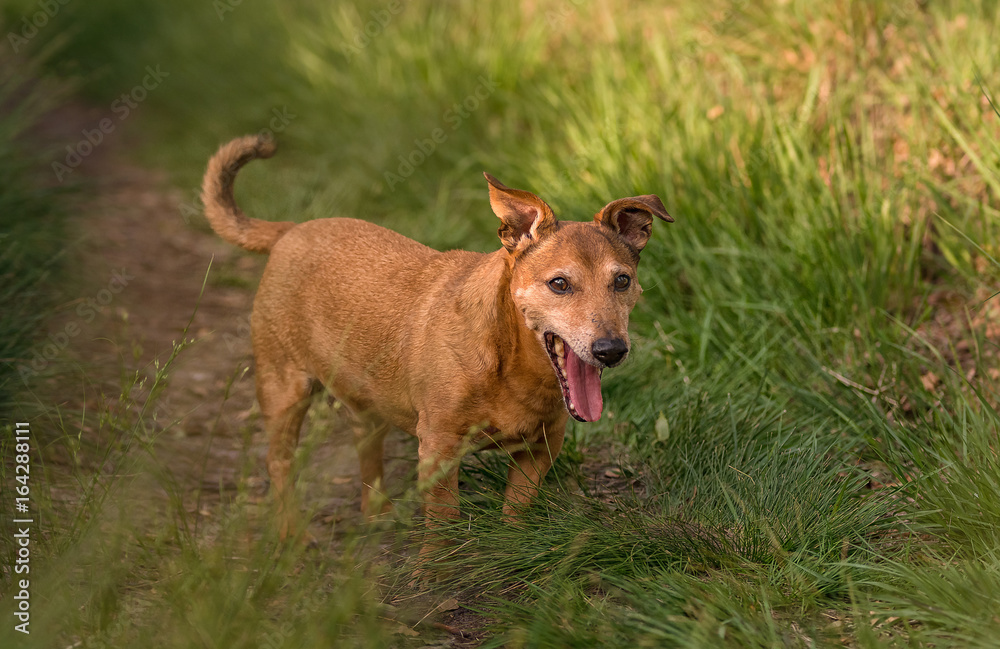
[564,344,603,421]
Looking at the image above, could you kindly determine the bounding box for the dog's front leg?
[502,423,566,519]
[416,430,462,523]
[412,425,464,573]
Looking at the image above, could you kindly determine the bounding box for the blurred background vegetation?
[2,0,1000,646]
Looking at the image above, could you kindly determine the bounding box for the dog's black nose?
[592,338,628,366]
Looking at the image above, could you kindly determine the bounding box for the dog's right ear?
[484,172,557,253]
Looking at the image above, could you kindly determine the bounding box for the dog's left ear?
[594,195,673,253]
[484,172,558,253]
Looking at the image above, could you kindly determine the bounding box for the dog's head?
[484,173,673,423]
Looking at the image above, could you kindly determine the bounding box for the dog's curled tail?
[201,135,296,254]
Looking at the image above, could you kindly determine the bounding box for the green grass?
[4,0,1000,646]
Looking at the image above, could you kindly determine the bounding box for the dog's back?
[252,216,482,430]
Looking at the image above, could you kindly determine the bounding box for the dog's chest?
[479,379,565,443]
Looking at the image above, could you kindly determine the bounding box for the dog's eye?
[548,277,569,294]
[614,274,631,291]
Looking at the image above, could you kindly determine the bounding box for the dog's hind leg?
[256,364,314,541]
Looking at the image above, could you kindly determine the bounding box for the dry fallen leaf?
[435,598,460,613]
[392,624,419,637]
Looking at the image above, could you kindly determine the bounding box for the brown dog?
[201,135,672,540]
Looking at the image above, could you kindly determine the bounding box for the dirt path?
[52,108,417,544]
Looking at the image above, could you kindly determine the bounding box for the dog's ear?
[484,172,558,253]
[594,195,673,253]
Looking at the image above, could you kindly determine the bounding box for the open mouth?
[544,332,604,422]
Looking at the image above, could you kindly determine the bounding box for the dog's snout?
[592,337,628,366]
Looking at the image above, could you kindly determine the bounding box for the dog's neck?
[457,250,554,383]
